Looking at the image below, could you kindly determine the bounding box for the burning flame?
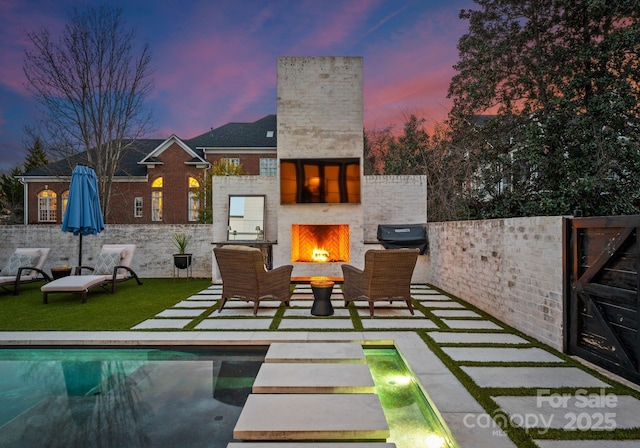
[312,247,330,262]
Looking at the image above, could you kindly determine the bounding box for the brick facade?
[23,143,276,225]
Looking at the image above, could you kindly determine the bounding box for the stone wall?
[1,215,566,347]
[0,224,213,279]
[425,216,564,350]
[362,175,427,241]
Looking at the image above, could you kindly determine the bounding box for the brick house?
[18,115,277,224]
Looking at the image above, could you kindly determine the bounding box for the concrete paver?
[442,347,564,363]
[493,394,640,429]
[264,342,365,363]
[462,366,611,388]
[130,319,192,329]
[234,394,389,441]
[253,363,375,393]
[419,300,466,308]
[429,332,529,345]
[443,319,504,330]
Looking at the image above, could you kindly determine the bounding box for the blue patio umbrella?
[61,165,105,266]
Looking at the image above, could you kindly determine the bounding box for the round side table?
[310,280,335,316]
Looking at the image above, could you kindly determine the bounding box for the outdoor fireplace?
[291,224,350,263]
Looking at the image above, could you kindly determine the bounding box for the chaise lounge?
[0,248,51,295]
[41,244,142,303]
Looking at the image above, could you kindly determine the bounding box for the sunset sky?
[0,0,476,172]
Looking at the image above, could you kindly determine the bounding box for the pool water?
[0,347,457,448]
[366,349,458,448]
[0,347,266,448]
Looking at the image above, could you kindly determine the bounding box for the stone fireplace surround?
[211,57,428,282]
[211,174,428,282]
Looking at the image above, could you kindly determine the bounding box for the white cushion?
[41,275,107,292]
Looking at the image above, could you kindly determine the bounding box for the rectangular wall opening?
[291,224,350,263]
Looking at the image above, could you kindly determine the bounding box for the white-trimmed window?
[61,190,69,217]
[260,158,277,176]
[38,189,57,222]
[134,197,143,218]
[188,177,200,221]
[221,157,240,167]
[151,177,163,221]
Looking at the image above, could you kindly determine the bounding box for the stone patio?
[2,282,639,447]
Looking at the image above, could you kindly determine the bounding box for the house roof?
[189,114,277,149]
[20,115,277,179]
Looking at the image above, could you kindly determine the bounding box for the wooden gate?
[565,215,640,384]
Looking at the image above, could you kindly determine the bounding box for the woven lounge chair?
[0,248,51,295]
[214,245,293,316]
[341,248,419,317]
[41,244,142,303]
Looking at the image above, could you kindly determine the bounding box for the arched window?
[61,190,69,218]
[38,190,57,222]
[188,177,200,221]
[151,177,163,221]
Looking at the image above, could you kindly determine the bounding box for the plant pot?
[173,254,193,270]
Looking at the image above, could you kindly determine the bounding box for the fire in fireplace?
[291,224,350,263]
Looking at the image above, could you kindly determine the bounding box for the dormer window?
[266,131,274,138]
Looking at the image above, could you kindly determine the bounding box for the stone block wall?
[362,175,427,241]
[425,216,564,350]
[0,224,213,279]
[276,56,363,159]
[1,215,566,348]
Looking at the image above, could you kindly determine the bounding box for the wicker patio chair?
[214,245,293,316]
[342,248,419,317]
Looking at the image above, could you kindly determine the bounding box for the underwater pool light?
[424,433,447,448]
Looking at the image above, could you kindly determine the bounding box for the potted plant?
[172,232,192,269]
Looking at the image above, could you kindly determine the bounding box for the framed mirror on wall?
[227,195,265,241]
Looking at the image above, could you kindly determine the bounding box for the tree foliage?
[23,5,153,222]
[447,0,640,218]
[23,137,49,173]
[194,160,247,224]
[382,115,430,175]
[0,137,49,224]
[0,167,24,224]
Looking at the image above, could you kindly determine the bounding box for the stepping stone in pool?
[253,363,375,393]
[264,342,365,363]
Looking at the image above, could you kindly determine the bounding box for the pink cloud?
[362,6,469,133]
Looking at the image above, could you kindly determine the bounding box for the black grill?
[377,224,428,255]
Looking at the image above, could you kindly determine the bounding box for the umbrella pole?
[79,234,83,267]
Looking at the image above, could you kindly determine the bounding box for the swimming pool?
[0,347,457,448]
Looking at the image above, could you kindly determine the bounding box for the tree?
[0,167,24,224]
[23,136,49,173]
[382,114,430,175]
[194,159,247,223]
[363,126,393,175]
[448,0,640,217]
[23,5,153,221]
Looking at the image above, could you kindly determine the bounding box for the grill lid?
[377,224,428,254]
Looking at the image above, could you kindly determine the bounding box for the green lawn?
[0,278,212,331]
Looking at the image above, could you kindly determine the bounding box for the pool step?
[252,362,375,393]
[232,342,393,444]
[264,342,366,363]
